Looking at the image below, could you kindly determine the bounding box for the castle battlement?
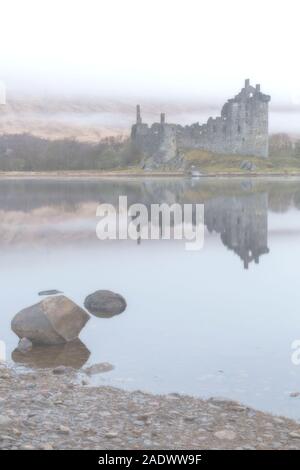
[131,80,271,169]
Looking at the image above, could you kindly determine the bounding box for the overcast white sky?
[0,0,299,106]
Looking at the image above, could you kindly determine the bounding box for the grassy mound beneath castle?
[1,133,300,175]
[184,149,300,175]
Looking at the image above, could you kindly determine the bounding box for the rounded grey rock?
[84,290,127,318]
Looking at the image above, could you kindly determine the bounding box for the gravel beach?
[1,363,300,450]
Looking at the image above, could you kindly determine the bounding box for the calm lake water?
[1,177,300,420]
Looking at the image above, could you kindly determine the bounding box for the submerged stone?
[84,362,114,375]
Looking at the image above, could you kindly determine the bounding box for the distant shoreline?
[1,171,300,179]
[0,171,184,179]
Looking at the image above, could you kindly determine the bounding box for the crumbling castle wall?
[131,109,180,169]
[131,80,271,167]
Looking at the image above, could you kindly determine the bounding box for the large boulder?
[17,337,33,353]
[84,290,127,318]
[11,295,90,345]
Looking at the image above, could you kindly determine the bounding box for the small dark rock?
[38,290,62,296]
[84,362,114,375]
[84,290,127,318]
[52,365,72,375]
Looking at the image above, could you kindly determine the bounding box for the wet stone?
[38,290,63,296]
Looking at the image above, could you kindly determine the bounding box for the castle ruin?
[131,79,271,168]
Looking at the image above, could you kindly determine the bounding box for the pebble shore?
[1,363,300,450]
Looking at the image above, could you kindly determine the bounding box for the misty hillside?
[0,96,230,143]
[0,96,299,143]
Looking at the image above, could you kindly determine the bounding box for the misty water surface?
[1,177,300,419]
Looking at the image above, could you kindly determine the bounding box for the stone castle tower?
[131,107,180,169]
[131,79,271,168]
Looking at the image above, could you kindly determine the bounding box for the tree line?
[0,133,299,171]
[0,134,142,171]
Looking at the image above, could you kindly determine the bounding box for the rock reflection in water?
[11,339,90,369]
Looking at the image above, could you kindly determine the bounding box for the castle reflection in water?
[1,177,296,271]
[131,192,269,270]
[205,193,269,269]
